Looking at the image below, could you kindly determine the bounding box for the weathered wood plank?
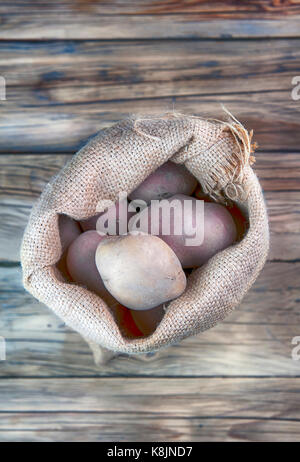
[0,414,299,442]
[3,1,300,17]
[0,39,300,151]
[2,40,299,99]
[1,1,300,39]
[2,376,297,414]
[1,153,299,261]
[257,153,300,191]
[1,261,300,377]
[3,91,299,153]
[0,377,299,441]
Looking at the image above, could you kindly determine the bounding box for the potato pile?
[58,161,240,338]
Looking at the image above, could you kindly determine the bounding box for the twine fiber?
[21,113,269,354]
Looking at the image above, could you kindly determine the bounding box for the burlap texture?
[21,113,269,354]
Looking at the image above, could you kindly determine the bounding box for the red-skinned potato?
[228,202,248,242]
[129,161,197,203]
[194,184,214,202]
[66,230,117,306]
[130,305,165,336]
[95,234,186,310]
[113,305,144,338]
[195,185,248,241]
[80,199,135,234]
[56,214,82,279]
[64,229,142,336]
[58,214,82,251]
[130,194,237,268]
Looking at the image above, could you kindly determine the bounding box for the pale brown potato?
[80,199,135,234]
[95,234,186,310]
[130,194,237,268]
[129,161,197,203]
[66,230,117,305]
[130,305,165,336]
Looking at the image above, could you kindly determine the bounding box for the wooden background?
[0,0,300,442]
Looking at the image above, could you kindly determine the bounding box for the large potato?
[66,230,117,305]
[129,161,197,203]
[130,194,237,268]
[95,234,186,310]
[80,199,135,234]
[130,305,165,336]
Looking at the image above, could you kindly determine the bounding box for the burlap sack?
[21,112,269,354]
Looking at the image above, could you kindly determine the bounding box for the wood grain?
[1,1,300,40]
[1,153,299,262]
[1,39,300,152]
[1,414,300,442]
[3,1,300,17]
[3,40,298,99]
[0,377,299,441]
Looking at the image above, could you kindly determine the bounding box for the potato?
[66,230,117,305]
[194,186,247,241]
[95,234,186,310]
[65,229,143,335]
[129,161,197,203]
[80,199,135,234]
[56,214,82,279]
[226,202,249,242]
[58,214,82,251]
[130,305,165,336]
[130,194,237,268]
[194,184,214,202]
[113,304,144,338]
